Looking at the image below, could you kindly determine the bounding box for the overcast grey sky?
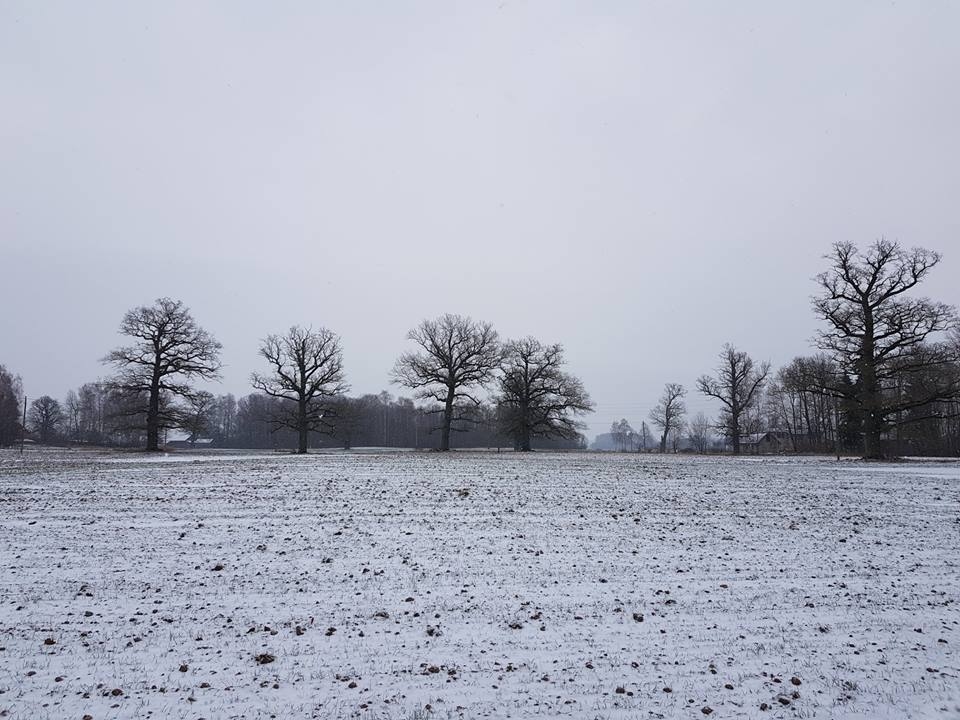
[2,1,958,439]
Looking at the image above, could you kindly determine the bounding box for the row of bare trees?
[607,411,713,453]
[1,369,85,448]
[393,315,594,452]
[7,304,594,453]
[623,346,769,455]
[4,240,957,458]
[620,240,959,458]
[242,313,594,453]
[0,378,161,449]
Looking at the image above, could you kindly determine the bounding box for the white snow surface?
[1,448,959,719]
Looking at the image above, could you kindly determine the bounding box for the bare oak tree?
[392,314,500,451]
[251,325,348,454]
[697,344,770,454]
[649,382,686,453]
[103,298,222,451]
[497,337,594,451]
[813,240,958,458]
[29,395,63,443]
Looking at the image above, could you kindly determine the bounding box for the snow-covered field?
[1,449,958,719]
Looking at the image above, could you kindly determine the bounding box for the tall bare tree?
[103,298,222,451]
[77,382,107,444]
[813,240,958,458]
[639,421,652,453]
[649,382,687,453]
[813,239,960,459]
[251,325,348,454]
[687,412,712,453]
[497,337,593,451]
[697,344,770,454]
[63,390,82,443]
[29,395,63,443]
[392,314,500,451]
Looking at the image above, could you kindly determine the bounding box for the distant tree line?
[10,384,582,452]
[3,240,957,458]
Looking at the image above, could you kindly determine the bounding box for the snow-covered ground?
[1,449,958,719]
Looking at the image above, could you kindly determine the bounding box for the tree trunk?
[730,409,741,455]
[297,400,308,454]
[146,374,161,452]
[440,388,454,451]
[860,379,883,459]
[862,415,882,459]
[519,400,532,451]
[519,425,532,452]
[860,320,883,459]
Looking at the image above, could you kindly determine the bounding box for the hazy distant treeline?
[0,383,582,451]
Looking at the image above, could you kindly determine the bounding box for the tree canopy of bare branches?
[813,240,959,458]
[392,314,500,451]
[687,412,712,453]
[497,337,593,451]
[29,395,63,443]
[609,418,635,452]
[766,355,842,453]
[649,382,686,453]
[103,298,222,451]
[180,390,216,445]
[697,344,770,454]
[251,325,348,454]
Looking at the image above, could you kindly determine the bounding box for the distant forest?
[1,385,584,452]
[2,240,958,458]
